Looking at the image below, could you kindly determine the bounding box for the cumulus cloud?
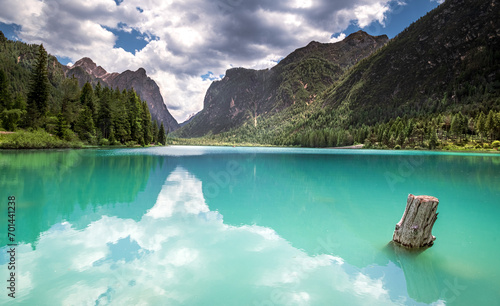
[330,32,347,43]
[0,0,395,122]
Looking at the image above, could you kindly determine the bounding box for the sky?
[0,0,443,123]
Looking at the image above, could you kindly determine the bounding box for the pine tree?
[141,101,152,144]
[60,77,80,126]
[75,106,96,143]
[127,90,143,143]
[495,112,500,140]
[152,120,159,144]
[80,82,97,123]
[158,122,166,145]
[485,110,496,142]
[459,112,467,139]
[108,126,116,144]
[477,112,486,141]
[429,129,438,149]
[112,93,130,143]
[55,112,69,139]
[26,44,49,128]
[468,117,475,137]
[0,69,12,111]
[94,82,103,99]
[97,92,112,139]
[450,112,466,142]
[450,114,459,140]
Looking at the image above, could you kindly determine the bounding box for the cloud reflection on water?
[2,166,420,305]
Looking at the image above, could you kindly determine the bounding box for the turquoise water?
[0,146,499,305]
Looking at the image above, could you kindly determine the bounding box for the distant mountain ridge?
[175,31,388,137]
[64,58,180,132]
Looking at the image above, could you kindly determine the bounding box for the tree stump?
[393,194,439,248]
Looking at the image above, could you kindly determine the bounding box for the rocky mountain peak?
[72,57,110,79]
[276,31,389,70]
[305,41,321,48]
[342,30,389,50]
[73,57,98,74]
[65,58,180,132]
[136,68,147,76]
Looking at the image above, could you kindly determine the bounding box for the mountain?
[64,58,179,132]
[175,0,500,148]
[321,0,500,127]
[175,31,388,137]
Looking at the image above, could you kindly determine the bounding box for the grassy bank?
[0,130,171,150]
[0,130,83,149]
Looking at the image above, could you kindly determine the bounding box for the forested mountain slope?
[174,0,500,150]
[175,31,388,137]
[322,0,500,127]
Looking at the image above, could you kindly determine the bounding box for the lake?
[1,146,499,305]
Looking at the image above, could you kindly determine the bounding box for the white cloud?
[331,32,347,43]
[354,2,390,27]
[292,0,313,9]
[0,0,395,122]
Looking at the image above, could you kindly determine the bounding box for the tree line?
[0,44,167,146]
[291,111,500,149]
[207,105,500,150]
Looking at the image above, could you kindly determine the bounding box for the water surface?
[1,147,499,305]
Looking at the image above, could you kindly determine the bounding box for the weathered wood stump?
[393,194,439,248]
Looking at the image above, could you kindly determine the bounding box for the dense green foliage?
[0,31,166,148]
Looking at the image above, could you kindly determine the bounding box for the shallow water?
[1,146,499,305]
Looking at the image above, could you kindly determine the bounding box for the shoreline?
[1,143,498,154]
[1,131,499,153]
[328,144,364,149]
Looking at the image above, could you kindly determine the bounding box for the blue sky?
[0,0,443,122]
[336,0,441,39]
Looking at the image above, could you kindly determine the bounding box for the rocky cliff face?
[64,58,179,132]
[175,31,388,137]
